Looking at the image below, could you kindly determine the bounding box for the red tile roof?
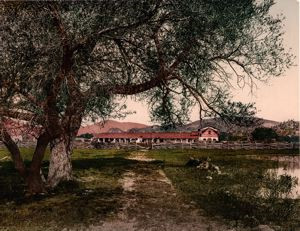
[94,132,199,139]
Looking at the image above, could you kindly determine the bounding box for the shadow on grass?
[0,156,149,230]
[72,156,140,170]
[0,161,25,201]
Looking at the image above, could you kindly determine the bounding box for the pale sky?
[117,0,299,125]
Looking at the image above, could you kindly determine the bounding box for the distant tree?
[0,0,293,193]
[78,133,93,139]
[219,132,230,141]
[277,135,299,143]
[273,120,299,136]
[219,132,247,142]
[251,127,278,142]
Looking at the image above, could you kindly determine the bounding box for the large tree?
[0,0,293,193]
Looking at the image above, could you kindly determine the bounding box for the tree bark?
[1,124,49,194]
[1,126,27,178]
[47,135,74,188]
[25,169,46,195]
[25,132,50,194]
[46,89,85,188]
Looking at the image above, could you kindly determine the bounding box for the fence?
[1,141,299,150]
[151,142,299,150]
[91,141,300,150]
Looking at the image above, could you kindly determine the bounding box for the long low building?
[92,127,219,144]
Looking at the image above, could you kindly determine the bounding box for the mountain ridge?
[77,118,284,135]
[77,120,149,135]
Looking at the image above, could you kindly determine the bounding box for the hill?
[78,118,283,137]
[130,118,281,134]
[179,118,280,132]
[77,120,149,135]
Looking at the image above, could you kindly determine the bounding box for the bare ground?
[83,151,249,231]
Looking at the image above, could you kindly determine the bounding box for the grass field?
[0,148,138,230]
[147,149,300,229]
[0,148,299,230]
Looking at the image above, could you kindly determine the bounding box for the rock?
[197,161,209,170]
[185,157,200,167]
[210,164,221,174]
[253,225,275,231]
[187,157,221,174]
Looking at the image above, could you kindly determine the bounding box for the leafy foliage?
[251,127,278,142]
[78,133,93,139]
[0,0,293,128]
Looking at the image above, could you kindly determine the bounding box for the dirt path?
[89,151,247,231]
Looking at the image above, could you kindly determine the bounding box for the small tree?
[78,133,94,139]
[251,127,278,142]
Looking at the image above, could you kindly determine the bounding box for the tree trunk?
[1,123,49,195]
[25,169,46,195]
[46,87,84,188]
[47,135,74,188]
[0,127,27,177]
[46,98,84,188]
[25,132,49,194]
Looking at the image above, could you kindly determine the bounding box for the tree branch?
[71,0,162,53]
[111,74,175,95]
[0,108,39,122]
[169,42,194,73]
[48,2,70,49]
[173,75,223,118]
[0,120,27,178]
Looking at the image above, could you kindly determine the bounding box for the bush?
[78,133,94,139]
[251,127,278,142]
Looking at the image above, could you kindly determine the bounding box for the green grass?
[147,149,300,229]
[0,148,299,230]
[0,148,136,231]
[147,148,299,163]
